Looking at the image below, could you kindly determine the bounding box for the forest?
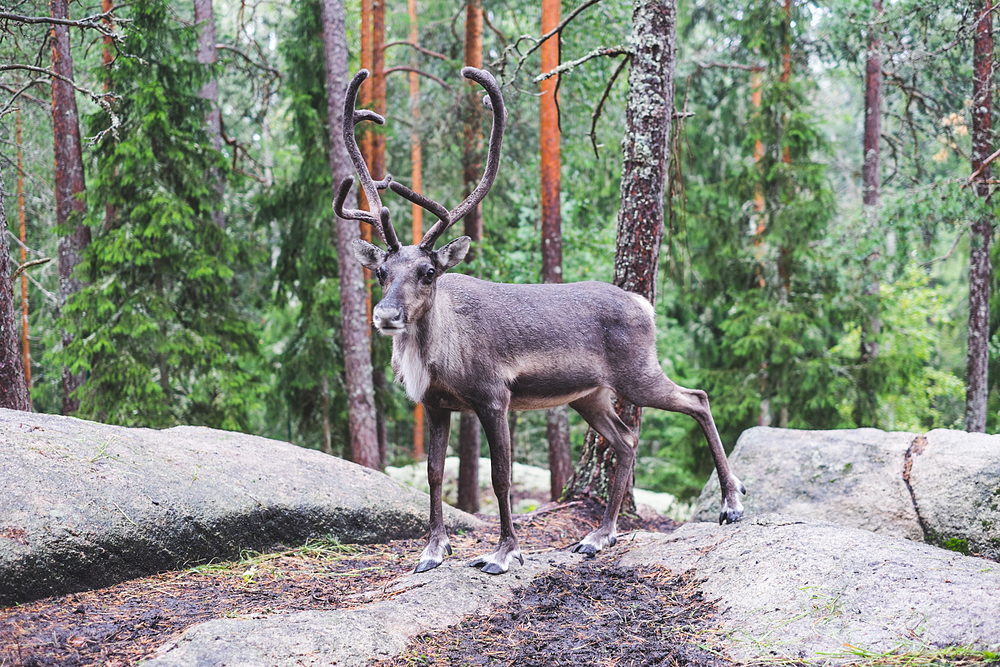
[0,0,996,505]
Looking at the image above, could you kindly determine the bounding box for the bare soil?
[0,499,725,667]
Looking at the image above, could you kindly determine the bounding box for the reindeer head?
[336,67,506,336]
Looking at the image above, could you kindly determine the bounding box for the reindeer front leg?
[469,403,523,575]
[415,405,453,573]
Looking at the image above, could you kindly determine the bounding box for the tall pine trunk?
[856,0,883,427]
[457,0,484,514]
[566,0,676,510]
[51,0,90,415]
[16,103,32,402]
[966,0,993,433]
[540,0,571,502]
[1,165,31,411]
[195,0,225,229]
[320,0,380,468]
[409,0,425,461]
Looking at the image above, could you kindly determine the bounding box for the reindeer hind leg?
[568,388,637,556]
[619,372,745,525]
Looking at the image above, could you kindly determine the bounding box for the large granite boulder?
[618,516,1000,663]
[908,429,1000,560]
[0,409,481,605]
[693,426,1000,558]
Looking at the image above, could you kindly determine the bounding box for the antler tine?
[395,67,505,251]
[338,69,401,251]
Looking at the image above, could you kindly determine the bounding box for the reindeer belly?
[507,363,605,411]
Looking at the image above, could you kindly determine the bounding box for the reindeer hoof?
[571,542,598,557]
[480,562,506,575]
[415,559,441,573]
[718,507,744,525]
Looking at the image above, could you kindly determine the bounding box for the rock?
[908,430,1000,560]
[0,409,481,606]
[617,515,1000,663]
[144,551,585,667]
[692,427,922,540]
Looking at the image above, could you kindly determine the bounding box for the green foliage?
[60,0,263,430]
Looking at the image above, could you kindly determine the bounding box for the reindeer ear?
[352,239,386,270]
[435,236,471,271]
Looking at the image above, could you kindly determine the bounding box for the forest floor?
[0,498,740,667]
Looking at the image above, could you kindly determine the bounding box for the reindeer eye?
[375,266,387,284]
[421,268,435,283]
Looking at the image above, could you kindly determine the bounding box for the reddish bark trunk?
[457,0,484,510]
[540,0,571,500]
[320,0,380,468]
[0,164,31,412]
[966,0,993,433]
[17,104,31,400]
[862,0,882,208]
[51,0,90,415]
[566,0,676,509]
[462,0,484,255]
[409,0,424,461]
[195,0,225,229]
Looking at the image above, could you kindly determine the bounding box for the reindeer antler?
[334,69,401,252]
[389,67,507,251]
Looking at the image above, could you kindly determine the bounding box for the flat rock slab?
[909,430,1000,560]
[617,515,1000,663]
[0,409,481,605]
[693,428,922,539]
[144,552,586,667]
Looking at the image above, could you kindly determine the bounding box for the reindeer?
[336,67,745,575]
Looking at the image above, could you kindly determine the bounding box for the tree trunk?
[566,0,676,511]
[457,0,484,512]
[409,0,425,461]
[195,0,225,229]
[966,0,993,433]
[540,0,572,502]
[16,103,31,402]
[321,374,332,455]
[457,412,480,513]
[0,165,31,412]
[51,0,90,416]
[856,0,883,427]
[546,405,571,501]
[320,0,380,468]
[462,0,484,255]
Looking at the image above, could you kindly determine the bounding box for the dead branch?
[921,229,965,267]
[589,53,629,159]
[215,43,280,77]
[0,78,49,113]
[696,61,764,72]
[384,66,452,90]
[384,40,448,61]
[961,147,1000,189]
[484,11,507,47]
[0,65,121,141]
[10,258,51,284]
[493,0,604,81]
[0,7,129,41]
[534,45,629,82]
